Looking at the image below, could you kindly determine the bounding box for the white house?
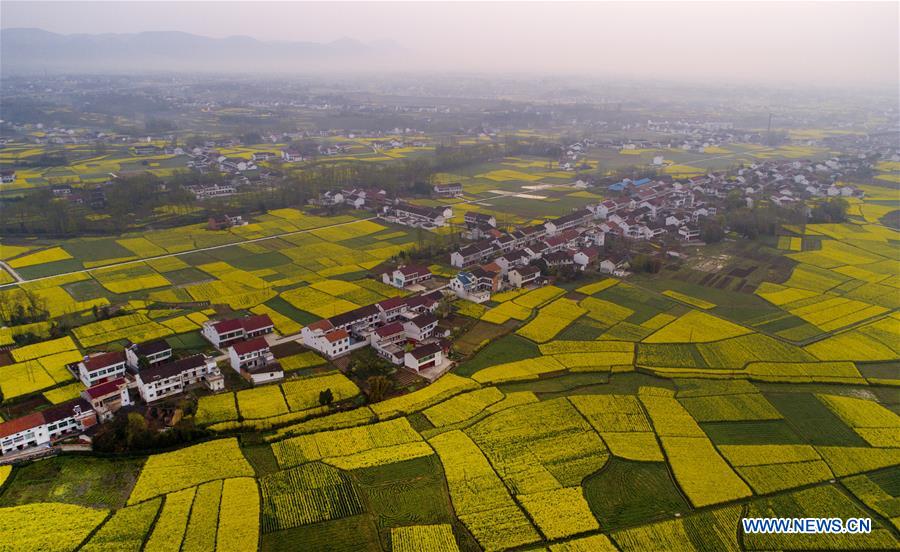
[136,355,224,402]
[281,149,304,162]
[402,313,438,342]
[0,399,96,456]
[573,247,600,270]
[228,337,274,372]
[202,315,274,348]
[508,266,540,288]
[450,271,491,303]
[383,265,432,288]
[450,241,494,268]
[371,322,407,364]
[404,342,443,372]
[433,182,463,197]
[125,340,172,370]
[77,351,128,387]
[301,320,354,359]
[252,151,277,162]
[82,378,131,422]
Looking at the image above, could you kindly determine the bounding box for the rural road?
[0,260,24,283]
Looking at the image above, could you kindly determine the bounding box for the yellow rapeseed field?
[128,438,254,504]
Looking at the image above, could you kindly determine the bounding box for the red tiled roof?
[377,296,407,311]
[242,314,273,333]
[375,322,404,338]
[408,342,441,360]
[212,319,243,334]
[398,265,430,278]
[324,329,349,343]
[579,246,600,259]
[0,412,46,439]
[83,351,126,373]
[306,319,334,332]
[84,377,126,400]
[231,337,269,355]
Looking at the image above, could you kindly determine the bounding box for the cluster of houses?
[449,211,607,302]
[186,148,258,175]
[301,289,450,373]
[0,313,280,458]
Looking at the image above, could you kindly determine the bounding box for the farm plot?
[81,498,161,552]
[281,372,360,412]
[195,393,239,425]
[423,387,505,427]
[128,438,254,504]
[816,446,900,477]
[717,444,833,494]
[465,398,609,495]
[480,300,533,324]
[271,418,423,469]
[817,394,900,447]
[92,263,171,294]
[72,312,172,348]
[217,478,260,552]
[643,310,751,343]
[471,356,566,384]
[842,473,900,530]
[640,392,751,506]
[696,333,815,368]
[570,394,663,462]
[805,315,900,362]
[182,480,222,552]
[7,246,73,269]
[0,502,109,552]
[518,486,598,539]
[390,524,460,552]
[259,461,364,531]
[575,278,618,296]
[1,337,81,398]
[745,361,865,384]
[610,505,742,552]
[280,286,360,318]
[661,290,715,310]
[370,373,480,419]
[580,296,634,326]
[429,430,540,551]
[144,487,195,552]
[680,391,781,422]
[512,285,565,309]
[516,298,586,343]
[237,386,289,419]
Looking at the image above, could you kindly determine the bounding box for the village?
[0,144,880,460]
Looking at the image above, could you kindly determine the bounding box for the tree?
[724,189,745,211]
[137,355,150,372]
[318,388,334,406]
[125,412,149,448]
[701,218,725,243]
[810,197,848,223]
[366,376,393,403]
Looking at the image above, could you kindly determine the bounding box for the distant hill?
[0,28,405,74]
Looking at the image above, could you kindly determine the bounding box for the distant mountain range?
[0,28,406,73]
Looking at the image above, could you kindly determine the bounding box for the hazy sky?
[3,1,898,86]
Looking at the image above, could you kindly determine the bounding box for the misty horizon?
[2,1,898,90]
